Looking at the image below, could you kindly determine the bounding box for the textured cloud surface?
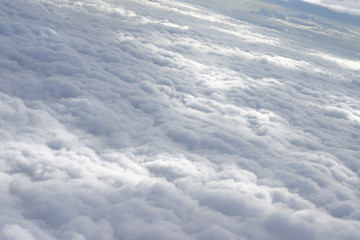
[1,0,360,239]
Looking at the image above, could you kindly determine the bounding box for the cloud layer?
[1,0,360,239]
[300,0,360,15]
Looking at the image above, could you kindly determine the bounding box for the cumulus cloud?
[0,0,360,239]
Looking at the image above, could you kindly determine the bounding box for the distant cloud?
[300,0,360,15]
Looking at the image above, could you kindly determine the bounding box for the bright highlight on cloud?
[300,0,360,15]
[0,0,360,239]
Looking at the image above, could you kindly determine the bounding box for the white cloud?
[301,0,360,15]
[1,0,360,239]
[1,225,37,240]
[309,51,360,71]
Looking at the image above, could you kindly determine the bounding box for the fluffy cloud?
[1,0,360,239]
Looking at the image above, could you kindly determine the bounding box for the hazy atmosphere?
[1,0,359,239]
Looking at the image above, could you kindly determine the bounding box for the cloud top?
[0,0,360,239]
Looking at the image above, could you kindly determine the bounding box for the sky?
[0,0,360,239]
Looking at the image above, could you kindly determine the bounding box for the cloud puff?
[1,0,360,239]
